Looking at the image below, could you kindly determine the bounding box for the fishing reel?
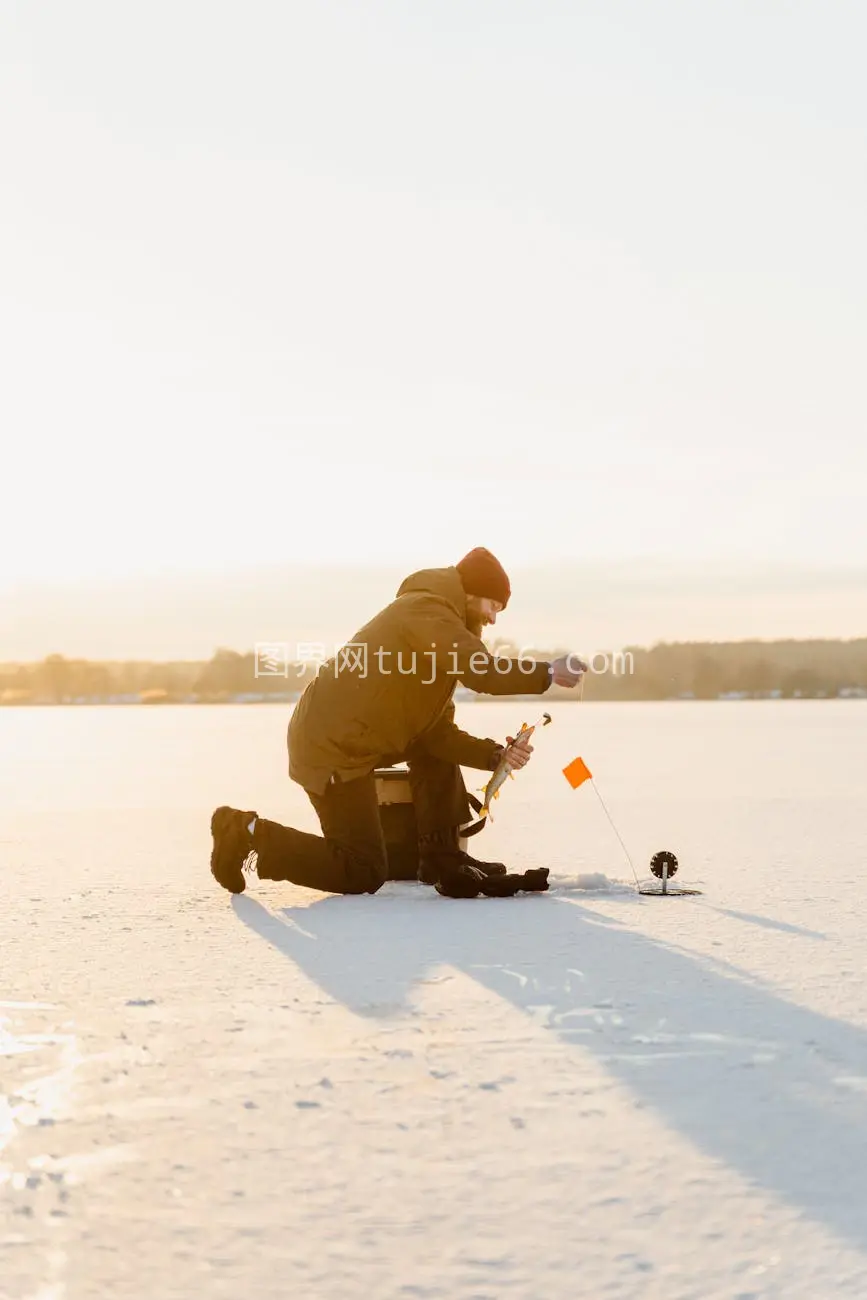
[649,850,678,879]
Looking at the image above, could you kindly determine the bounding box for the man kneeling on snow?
[210,548,586,899]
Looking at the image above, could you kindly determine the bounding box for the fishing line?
[569,664,640,884]
[588,781,642,889]
[564,670,699,896]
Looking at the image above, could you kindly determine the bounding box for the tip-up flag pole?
[562,756,641,888]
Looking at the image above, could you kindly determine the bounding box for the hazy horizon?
[2,559,865,661]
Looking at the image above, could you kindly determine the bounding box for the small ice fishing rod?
[507,710,553,743]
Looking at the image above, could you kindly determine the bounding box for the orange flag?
[563,756,592,789]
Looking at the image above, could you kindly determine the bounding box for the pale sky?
[1,1,865,656]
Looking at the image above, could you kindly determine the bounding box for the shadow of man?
[234,888,867,1253]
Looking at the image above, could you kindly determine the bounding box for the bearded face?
[465,595,502,638]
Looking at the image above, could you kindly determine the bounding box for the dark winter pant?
[253,745,470,895]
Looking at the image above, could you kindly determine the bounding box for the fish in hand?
[480,712,552,821]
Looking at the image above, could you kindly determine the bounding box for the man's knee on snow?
[340,847,388,895]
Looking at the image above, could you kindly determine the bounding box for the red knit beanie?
[456,548,511,609]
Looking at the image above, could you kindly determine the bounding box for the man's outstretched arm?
[402,595,549,695]
[404,594,588,696]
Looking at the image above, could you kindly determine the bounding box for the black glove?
[435,863,486,899]
[436,865,550,899]
[480,868,549,897]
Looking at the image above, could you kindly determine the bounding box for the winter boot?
[210,806,258,894]
[417,827,507,886]
[458,846,507,876]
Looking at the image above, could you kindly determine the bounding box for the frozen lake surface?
[2,700,867,1299]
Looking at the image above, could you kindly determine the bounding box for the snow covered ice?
[3,700,867,1299]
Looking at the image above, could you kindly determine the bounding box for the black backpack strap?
[460,792,488,839]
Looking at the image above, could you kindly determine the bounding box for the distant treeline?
[567,638,867,701]
[1,639,866,704]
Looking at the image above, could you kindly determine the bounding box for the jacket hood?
[396,566,467,616]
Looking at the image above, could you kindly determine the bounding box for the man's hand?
[503,730,534,770]
[550,653,588,688]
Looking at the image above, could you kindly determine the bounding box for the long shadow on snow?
[234,888,867,1252]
